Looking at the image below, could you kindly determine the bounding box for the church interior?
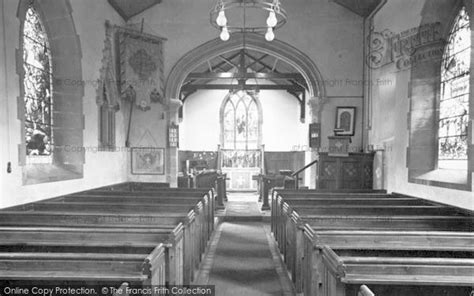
[0,0,473,295]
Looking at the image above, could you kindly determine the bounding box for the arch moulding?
[165,33,326,122]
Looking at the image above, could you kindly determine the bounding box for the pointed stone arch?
[165,33,326,111]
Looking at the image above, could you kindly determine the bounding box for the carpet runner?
[195,196,294,296]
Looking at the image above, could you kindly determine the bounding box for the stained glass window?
[438,7,470,168]
[23,7,53,157]
[222,91,259,150]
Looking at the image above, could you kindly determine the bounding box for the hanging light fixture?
[210,0,287,42]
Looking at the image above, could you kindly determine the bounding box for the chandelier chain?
[210,0,287,41]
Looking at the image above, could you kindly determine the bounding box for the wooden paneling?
[178,151,218,173]
[264,151,305,184]
[318,153,374,189]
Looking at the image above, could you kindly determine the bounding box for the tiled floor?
[194,192,295,296]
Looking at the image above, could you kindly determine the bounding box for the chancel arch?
[165,34,327,187]
[165,32,326,121]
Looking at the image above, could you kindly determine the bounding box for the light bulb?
[216,10,227,27]
[266,10,277,27]
[220,27,230,41]
[265,27,274,41]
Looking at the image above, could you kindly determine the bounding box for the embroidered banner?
[115,25,166,110]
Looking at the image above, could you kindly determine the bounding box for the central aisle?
[195,193,295,296]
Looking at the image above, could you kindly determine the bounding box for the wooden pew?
[320,246,474,296]
[69,188,216,240]
[6,190,211,264]
[279,202,465,256]
[279,205,472,293]
[274,198,470,266]
[272,190,473,294]
[278,202,463,249]
[19,200,209,262]
[302,229,474,296]
[281,197,430,206]
[94,182,170,191]
[272,198,434,232]
[0,210,198,285]
[0,245,166,287]
[85,188,211,196]
[19,202,196,213]
[0,184,216,287]
[0,225,184,285]
[276,189,388,194]
[48,193,215,242]
[271,192,415,234]
[54,187,214,280]
[289,205,463,216]
[271,191,468,254]
[74,187,214,219]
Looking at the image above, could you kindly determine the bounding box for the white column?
[307,96,325,189]
[166,98,182,187]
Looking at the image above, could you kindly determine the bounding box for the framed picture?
[335,107,356,136]
[131,147,165,175]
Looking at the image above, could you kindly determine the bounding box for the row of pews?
[271,189,474,296]
[0,182,215,291]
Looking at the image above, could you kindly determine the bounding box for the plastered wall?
[369,0,474,210]
[0,0,128,208]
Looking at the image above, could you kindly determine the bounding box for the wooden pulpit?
[328,136,351,157]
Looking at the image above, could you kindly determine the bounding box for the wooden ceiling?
[182,48,307,91]
[107,0,162,20]
[332,0,382,17]
[180,48,308,121]
[108,0,382,22]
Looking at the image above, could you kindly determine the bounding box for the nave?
[0,182,472,296]
[0,0,473,295]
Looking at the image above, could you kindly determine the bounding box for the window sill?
[26,155,53,165]
[23,163,83,186]
[410,168,471,191]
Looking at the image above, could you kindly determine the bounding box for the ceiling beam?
[181,84,304,92]
[186,72,305,80]
[244,51,308,88]
[180,84,306,121]
[206,52,241,73]
[246,54,270,70]
[182,84,303,91]
[218,56,239,70]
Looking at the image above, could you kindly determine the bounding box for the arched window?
[438,6,470,169]
[22,7,53,158]
[222,91,260,150]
